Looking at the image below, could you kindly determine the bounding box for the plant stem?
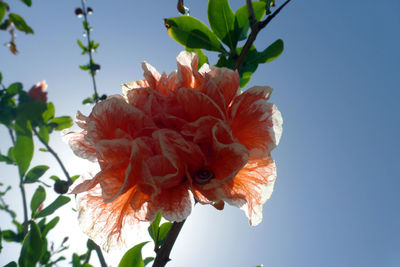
[32,127,72,184]
[92,241,107,267]
[8,128,29,235]
[153,220,186,267]
[234,0,292,70]
[80,0,99,103]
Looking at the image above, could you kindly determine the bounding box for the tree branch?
[234,0,292,70]
[92,241,107,267]
[32,127,72,185]
[153,220,186,267]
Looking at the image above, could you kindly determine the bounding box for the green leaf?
[30,185,46,215]
[42,102,55,122]
[38,125,49,145]
[0,72,2,84]
[158,222,173,245]
[24,165,49,184]
[71,175,80,182]
[3,262,17,267]
[2,230,23,242]
[7,82,23,96]
[41,216,59,237]
[19,0,32,7]
[14,119,33,177]
[36,196,70,218]
[148,212,161,242]
[0,4,6,25]
[143,257,154,266]
[79,64,90,71]
[9,13,34,34]
[185,48,209,69]
[77,39,86,50]
[239,63,258,88]
[49,116,73,131]
[255,39,284,64]
[0,152,14,164]
[7,147,15,162]
[18,222,43,267]
[235,1,266,41]
[118,242,148,267]
[207,0,236,51]
[82,97,94,104]
[49,175,60,181]
[165,16,227,53]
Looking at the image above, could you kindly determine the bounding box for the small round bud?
[54,180,69,194]
[87,239,96,250]
[87,7,93,15]
[94,64,101,71]
[100,94,107,100]
[75,8,83,17]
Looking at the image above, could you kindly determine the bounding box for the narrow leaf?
[255,39,284,64]
[38,125,49,145]
[118,242,148,267]
[9,13,34,34]
[36,196,70,218]
[30,185,46,215]
[41,216,60,237]
[14,119,33,177]
[19,0,32,7]
[42,102,55,122]
[165,16,227,53]
[49,116,73,131]
[18,221,43,267]
[158,222,173,245]
[0,3,6,22]
[235,2,266,41]
[148,212,161,242]
[24,165,49,184]
[143,257,154,266]
[207,0,236,50]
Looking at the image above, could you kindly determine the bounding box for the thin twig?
[234,0,292,70]
[92,241,107,267]
[246,0,257,26]
[80,0,99,103]
[153,220,186,267]
[32,127,72,184]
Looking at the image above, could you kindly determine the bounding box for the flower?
[68,51,282,249]
[28,80,48,103]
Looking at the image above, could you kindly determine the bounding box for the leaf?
[2,230,23,242]
[36,195,70,218]
[118,242,148,267]
[30,185,46,215]
[3,262,17,267]
[49,116,73,131]
[41,216,60,237]
[18,222,43,267]
[49,175,60,181]
[42,102,55,122]
[0,72,2,84]
[185,48,209,69]
[14,119,33,177]
[255,39,284,64]
[71,175,80,182]
[38,125,49,145]
[158,222,173,245]
[24,165,49,184]
[143,257,154,266]
[0,4,6,23]
[239,63,258,88]
[19,0,32,7]
[207,0,236,50]
[7,82,23,96]
[77,39,86,50]
[235,1,266,41]
[165,16,227,53]
[82,97,94,105]
[9,13,34,34]
[148,212,161,242]
[0,152,14,164]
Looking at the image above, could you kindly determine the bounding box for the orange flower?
[28,80,48,103]
[68,51,282,249]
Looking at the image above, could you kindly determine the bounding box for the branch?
[234,0,292,70]
[80,0,99,103]
[32,127,72,184]
[153,220,186,267]
[92,241,107,267]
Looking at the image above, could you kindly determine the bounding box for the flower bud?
[87,7,93,15]
[28,81,48,103]
[54,180,69,194]
[75,8,83,17]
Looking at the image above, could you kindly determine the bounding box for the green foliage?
[148,212,173,248]
[30,185,46,216]
[41,216,59,237]
[49,116,73,131]
[14,119,33,177]
[0,3,7,22]
[9,13,34,34]
[185,48,209,69]
[235,1,266,41]
[165,16,227,53]
[3,262,17,267]
[18,221,43,267]
[24,165,49,184]
[36,195,70,218]
[118,242,149,267]
[19,0,33,7]
[208,0,236,51]
[143,257,154,266]
[42,102,55,122]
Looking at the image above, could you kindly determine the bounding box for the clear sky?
[1,0,399,266]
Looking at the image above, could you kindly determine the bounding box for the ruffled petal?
[142,62,161,88]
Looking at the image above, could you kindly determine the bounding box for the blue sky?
[1,0,399,266]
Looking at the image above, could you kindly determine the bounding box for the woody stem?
[153,220,186,267]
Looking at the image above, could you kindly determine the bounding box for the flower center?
[194,169,215,185]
